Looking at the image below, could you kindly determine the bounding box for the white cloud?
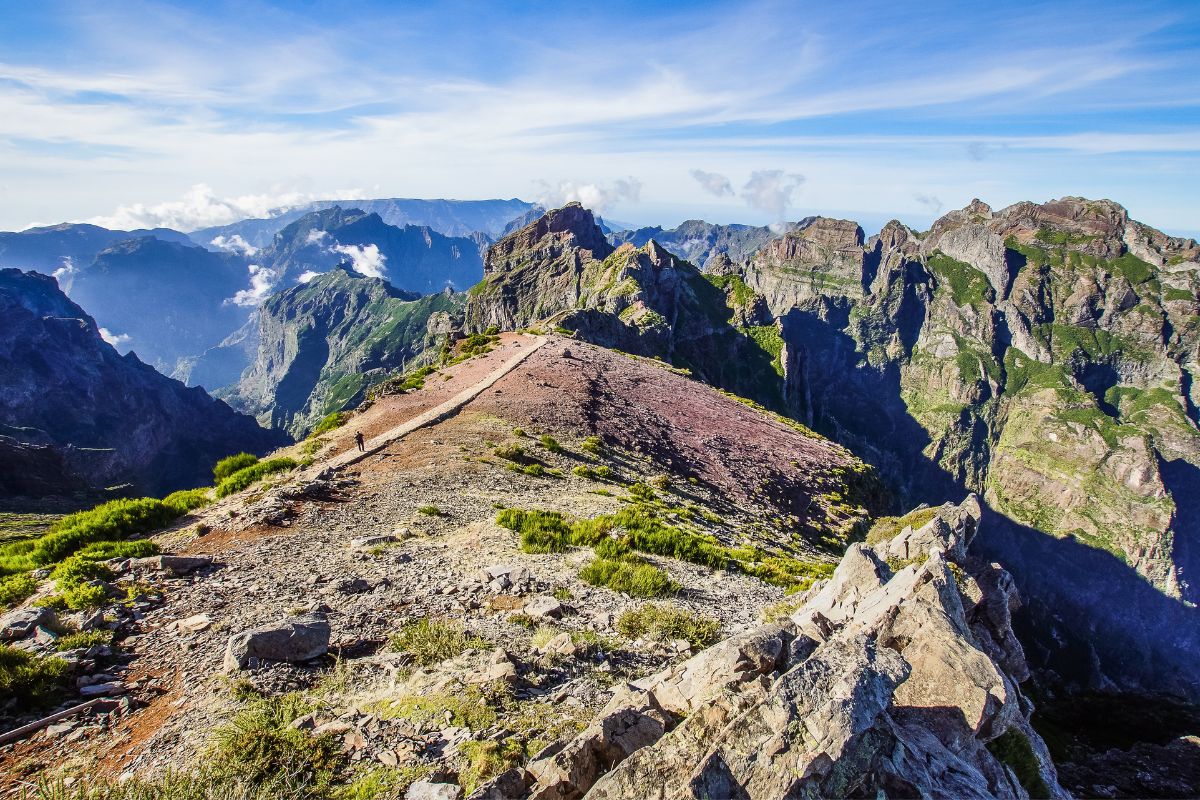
[51,256,77,291]
[227,263,280,306]
[99,327,131,346]
[533,178,642,213]
[913,193,943,214]
[689,169,734,198]
[297,270,322,283]
[740,170,805,223]
[210,233,259,256]
[331,243,386,278]
[86,183,364,232]
[304,229,330,245]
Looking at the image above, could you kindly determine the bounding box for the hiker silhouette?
[354,431,365,452]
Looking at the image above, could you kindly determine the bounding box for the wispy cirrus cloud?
[0,0,1196,233]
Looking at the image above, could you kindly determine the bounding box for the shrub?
[209,694,343,796]
[539,435,563,454]
[163,488,212,515]
[986,728,1051,798]
[650,475,672,491]
[0,644,69,707]
[310,411,349,437]
[628,483,656,501]
[497,509,573,554]
[75,539,160,560]
[390,617,486,666]
[523,463,545,477]
[418,505,442,517]
[213,452,259,483]
[459,740,524,795]
[579,557,677,597]
[616,605,721,649]
[382,686,497,731]
[594,537,632,560]
[50,555,113,588]
[741,556,835,591]
[56,582,108,610]
[594,465,615,480]
[31,498,180,565]
[572,465,596,479]
[581,436,602,455]
[512,428,526,438]
[215,458,299,498]
[56,629,112,651]
[494,444,530,464]
[0,573,36,609]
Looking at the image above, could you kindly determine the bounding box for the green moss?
[987,728,1051,798]
[927,252,994,308]
[866,507,939,545]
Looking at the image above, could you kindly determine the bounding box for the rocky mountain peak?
[484,202,612,277]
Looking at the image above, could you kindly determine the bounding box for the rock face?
[222,266,462,436]
[493,198,1198,703]
[514,496,1066,800]
[0,268,287,497]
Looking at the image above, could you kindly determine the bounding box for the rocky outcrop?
[507,496,1066,800]
[223,267,463,436]
[609,219,794,270]
[0,268,287,497]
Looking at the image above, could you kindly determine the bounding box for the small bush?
[382,686,497,732]
[390,617,486,666]
[650,475,672,491]
[215,458,298,498]
[50,555,113,588]
[213,452,259,483]
[594,537,632,560]
[310,411,349,437]
[58,582,108,610]
[0,644,69,707]
[539,435,563,454]
[209,694,343,795]
[417,505,442,517]
[581,436,602,455]
[628,483,656,501]
[572,465,596,479]
[0,573,36,609]
[987,728,1051,798]
[579,557,677,597]
[163,488,212,515]
[56,629,112,651]
[459,740,524,795]
[523,463,545,477]
[616,605,721,649]
[512,428,526,438]
[75,539,160,561]
[494,444,530,464]
[497,509,573,554]
[31,498,180,566]
[594,465,615,480]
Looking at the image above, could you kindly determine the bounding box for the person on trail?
[355,431,366,452]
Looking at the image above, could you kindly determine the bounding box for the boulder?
[523,595,564,620]
[130,554,213,575]
[1,606,58,641]
[406,781,462,800]
[223,613,330,671]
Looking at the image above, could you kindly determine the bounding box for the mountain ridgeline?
[462,200,1200,703]
[0,269,287,498]
[219,267,462,437]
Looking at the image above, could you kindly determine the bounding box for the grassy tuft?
[390,617,486,666]
[213,453,259,483]
[0,644,69,707]
[310,412,350,437]
[616,605,721,649]
[215,458,298,498]
[579,557,677,597]
[0,573,36,609]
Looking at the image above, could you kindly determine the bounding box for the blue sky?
[0,0,1198,235]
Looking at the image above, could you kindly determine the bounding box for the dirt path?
[313,334,548,475]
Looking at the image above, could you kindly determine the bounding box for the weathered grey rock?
[464,768,527,800]
[523,595,564,620]
[405,780,462,800]
[522,497,1069,800]
[1,606,58,641]
[131,554,213,575]
[223,613,330,671]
